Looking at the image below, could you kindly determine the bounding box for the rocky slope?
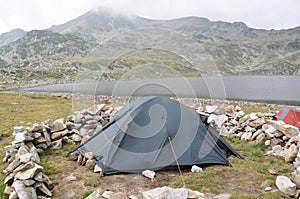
[0,8,299,85]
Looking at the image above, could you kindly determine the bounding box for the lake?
[25,75,300,105]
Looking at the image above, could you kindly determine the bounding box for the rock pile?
[200,104,300,197]
[3,103,117,198]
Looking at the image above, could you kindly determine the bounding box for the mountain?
[0,28,26,46]
[0,8,299,85]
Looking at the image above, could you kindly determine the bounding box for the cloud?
[0,0,299,34]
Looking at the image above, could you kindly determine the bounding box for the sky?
[0,0,299,34]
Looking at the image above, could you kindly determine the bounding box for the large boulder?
[142,186,188,199]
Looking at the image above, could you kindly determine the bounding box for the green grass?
[242,107,269,115]
[81,190,94,199]
[0,92,73,199]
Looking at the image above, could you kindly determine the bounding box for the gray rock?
[249,113,258,120]
[70,133,82,142]
[9,191,18,199]
[285,144,298,163]
[14,161,35,174]
[84,152,93,160]
[29,147,40,164]
[291,170,300,188]
[142,170,156,179]
[34,172,43,181]
[102,190,115,198]
[13,126,26,135]
[206,105,218,114]
[220,126,230,137]
[12,180,37,199]
[51,118,66,133]
[142,186,188,199]
[42,128,52,146]
[50,139,62,150]
[66,175,76,181]
[5,159,22,174]
[207,114,228,128]
[241,132,252,141]
[275,175,296,196]
[15,163,43,180]
[214,193,231,199]
[19,153,33,163]
[22,179,35,186]
[251,129,263,141]
[31,123,44,132]
[85,189,103,199]
[85,159,96,170]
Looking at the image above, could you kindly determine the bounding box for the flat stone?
[276,175,296,196]
[87,104,106,115]
[14,161,35,174]
[34,172,43,181]
[142,186,188,199]
[94,164,103,173]
[15,163,43,180]
[206,105,218,114]
[13,126,26,134]
[12,180,37,199]
[50,132,63,140]
[214,193,231,199]
[69,133,82,142]
[5,159,22,174]
[66,175,77,181]
[29,147,40,164]
[207,114,228,128]
[142,170,156,179]
[291,171,300,188]
[31,123,44,132]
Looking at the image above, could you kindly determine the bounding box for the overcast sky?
[0,0,299,34]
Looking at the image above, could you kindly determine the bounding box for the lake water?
[25,75,300,105]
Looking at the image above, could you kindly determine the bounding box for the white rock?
[142,170,156,179]
[142,186,188,199]
[94,164,103,173]
[275,175,296,196]
[206,105,218,114]
[66,175,76,181]
[191,165,203,173]
[249,113,258,120]
[87,104,106,115]
[207,114,228,128]
[241,132,252,141]
[102,190,114,198]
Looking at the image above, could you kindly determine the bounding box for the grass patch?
[82,172,101,187]
[170,137,294,198]
[81,190,94,199]
[0,92,73,198]
[242,107,269,115]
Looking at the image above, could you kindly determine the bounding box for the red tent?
[275,107,300,129]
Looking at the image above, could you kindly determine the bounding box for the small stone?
[276,175,296,196]
[224,105,234,114]
[191,165,203,173]
[34,172,43,181]
[85,159,96,170]
[84,152,93,160]
[265,187,272,192]
[5,159,22,174]
[77,155,83,165]
[68,153,78,161]
[249,113,258,120]
[102,190,115,198]
[94,164,103,173]
[256,133,265,143]
[19,153,33,163]
[87,104,106,115]
[22,179,35,186]
[66,175,77,181]
[142,170,156,179]
[265,140,271,146]
[70,133,82,142]
[291,171,300,188]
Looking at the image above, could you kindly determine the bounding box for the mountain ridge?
[0,9,299,85]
